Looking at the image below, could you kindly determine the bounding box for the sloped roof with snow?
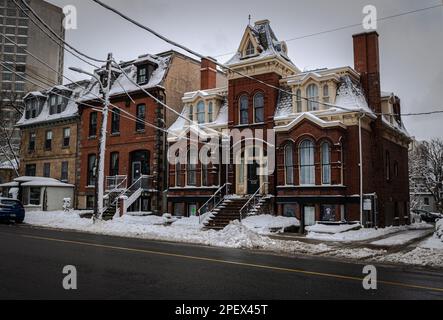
[275,75,374,120]
[79,53,172,103]
[16,81,91,127]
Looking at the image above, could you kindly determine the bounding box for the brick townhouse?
[167,20,411,229]
[77,50,226,214]
[16,81,90,186]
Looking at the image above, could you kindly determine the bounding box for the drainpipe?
[359,112,364,227]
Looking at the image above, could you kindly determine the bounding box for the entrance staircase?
[102,175,152,219]
[199,183,271,230]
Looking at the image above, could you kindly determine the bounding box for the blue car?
[0,198,25,224]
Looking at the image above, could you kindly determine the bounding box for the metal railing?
[239,182,269,222]
[105,175,128,192]
[103,175,153,213]
[197,183,231,224]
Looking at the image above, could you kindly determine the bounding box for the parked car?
[0,198,25,223]
[411,209,443,223]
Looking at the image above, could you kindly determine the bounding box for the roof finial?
[248,14,251,26]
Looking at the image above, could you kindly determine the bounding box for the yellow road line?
[23,234,443,293]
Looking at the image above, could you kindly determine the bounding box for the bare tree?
[0,90,23,177]
[410,139,443,213]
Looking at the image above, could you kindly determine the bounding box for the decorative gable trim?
[274,112,346,132]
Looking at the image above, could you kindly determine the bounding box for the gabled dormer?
[23,91,46,120]
[226,19,299,79]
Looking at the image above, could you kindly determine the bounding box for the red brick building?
[77,50,226,214]
[167,20,411,228]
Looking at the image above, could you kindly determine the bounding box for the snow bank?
[370,229,432,247]
[377,248,443,268]
[307,223,433,242]
[306,223,360,234]
[242,215,299,234]
[436,219,443,240]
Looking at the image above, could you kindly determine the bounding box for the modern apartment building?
[0,0,64,163]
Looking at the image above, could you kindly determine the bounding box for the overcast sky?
[47,0,443,140]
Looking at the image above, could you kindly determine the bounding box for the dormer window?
[245,40,255,56]
[197,101,205,124]
[137,65,149,84]
[49,94,65,115]
[25,97,43,119]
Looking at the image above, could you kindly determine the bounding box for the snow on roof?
[226,20,295,68]
[17,82,90,127]
[23,91,46,100]
[12,176,74,188]
[0,159,18,170]
[334,75,373,114]
[274,86,293,119]
[80,53,172,102]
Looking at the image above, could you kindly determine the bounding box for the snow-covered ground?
[307,223,433,243]
[24,211,443,269]
[370,229,432,247]
[242,215,299,234]
[306,223,361,234]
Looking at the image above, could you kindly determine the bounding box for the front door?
[247,163,259,194]
[304,206,316,226]
[132,161,142,184]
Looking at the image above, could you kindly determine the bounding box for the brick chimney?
[200,57,217,90]
[353,31,381,113]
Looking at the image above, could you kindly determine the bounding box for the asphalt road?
[0,223,442,300]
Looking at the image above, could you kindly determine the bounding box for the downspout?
[358,112,364,227]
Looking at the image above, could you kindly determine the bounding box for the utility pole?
[95,52,113,221]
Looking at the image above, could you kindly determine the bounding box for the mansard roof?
[17,81,91,128]
[226,19,297,71]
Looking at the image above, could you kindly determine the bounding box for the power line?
[17,0,107,64]
[91,0,443,120]
[11,0,101,69]
[0,60,203,144]
[213,4,443,58]
[91,0,359,116]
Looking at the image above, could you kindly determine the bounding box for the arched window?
[187,149,197,186]
[245,40,255,56]
[299,140,315,185]
[296,89,302,113]
[321,142,331,185]
[285,143,294,185]
[254,92,264,123]
[239,95,249,124]
[306,84,319,111]
[323,85,329,103]
[197,101,205,124]
[189,105,194,122]
[208,102,213,122]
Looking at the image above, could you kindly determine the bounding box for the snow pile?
[307,223,433,242]
[306,223,361,234]
[370,229,432,247]
[377,248,443,268]
[436,219,443,241]
[242,215,300,234]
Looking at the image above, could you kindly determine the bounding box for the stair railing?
[107,175,152,210]
[197,183,231,224]
[239,182,269,222]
